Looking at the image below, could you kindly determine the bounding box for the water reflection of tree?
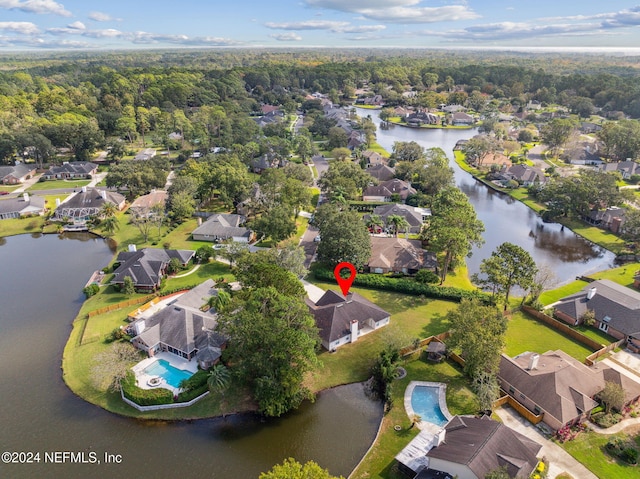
[530,225,604,262]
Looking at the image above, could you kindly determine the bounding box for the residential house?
[504,164,547,186]
[42,161,97,180]
[581,122,603,134]
[451,112,475,126]
[306,290,390,351]
[253,108,285,128]
[362,150,388,167]
[396,416,541,479]
[129,279,226,367]
[600,160,640,180]
[366,164,396,182]
[585,206,626,233]
[498,350,640,432]
[134,148,157,161]
[0,193,45,220]
[406,110,439,127]
[0,163,37,185]
[363,178,416,203]
[369,203,430,234]
[112,246,195,291]
[53,187,125,225]
[347,130,366,151]
[441,105,465,113]
[562,141,603,166]
[367,237,436,274]
[453,139,468,151]
[129,190,168,216]
[475,152,512,168]
[250,153,287,174]
[191,213,252,243]
[554,279,640,341]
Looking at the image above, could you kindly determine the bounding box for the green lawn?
[592,262,640,287]
[561,431,640,479]
[539,279,589,305]
[28,179,91,191]
[441,263,474,290]
[557,218,626,254]
[0,184,20,192]
[0,215,45,237]
[504,310,595,360]
[351,358,478,479]
[508,188,546,214]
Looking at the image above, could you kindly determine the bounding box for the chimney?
[128,244,137,252]
[197,217,202,226]
[350,320,359,343]
[81,186,87,193]
[434,428,446,447]
[528,353,540,371]
[100,190,107,200]
[587,287,597,300]
[55,198,61,207]
[22,192,28,202]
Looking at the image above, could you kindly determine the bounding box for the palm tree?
[100,216,119,237]
[207,364,230,392]
[100,201,118,219]
[366,214,384,233]
[387,215,410,238]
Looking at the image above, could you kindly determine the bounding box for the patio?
[131,351,199,395]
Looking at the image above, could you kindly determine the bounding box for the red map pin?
[334,262,357,297]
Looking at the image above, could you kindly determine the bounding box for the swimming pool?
[409,384,450,426]
[143,359,194,388]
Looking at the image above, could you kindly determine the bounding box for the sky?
[1,1,640,51]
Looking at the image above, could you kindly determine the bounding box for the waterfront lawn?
[538,279,589,305]
[561,430,640,479]
[591,262,640,288]
[28,178,90,191]
[504,310,595,361]
[508,188,546,214]
[440,263,474,290]
[305,282,457,392]
[557,218,626,253]
[0,215,45,237]
[350,358,478,479]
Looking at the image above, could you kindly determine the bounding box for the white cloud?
[265,20,349,30]
[270,33,302,41]
[336,24,385,33]
[67,21,85,30]
[0,21,39,34]
[0,0,71,17]
[88,11,119,22]
[127,31,241,46]
[304,0,479,24]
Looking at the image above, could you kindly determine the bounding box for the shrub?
[415,269,440,284]
[121,372,173,406]
[313,266,490,304]
[623,447,639,464]
[176,384,208,402]
[83,283,100,298]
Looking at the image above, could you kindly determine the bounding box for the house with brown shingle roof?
[396,416,541,479]
[366,164,395,182]
[306,290,390,351]
[129,190,168,215]
[112,247,195,291]
[363,178,416,203]
[367,237,436,275]
[498,350,640,432]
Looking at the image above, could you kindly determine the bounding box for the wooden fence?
[493,395,544,425]
[585,338,627,366]
[521,305,604,350]
[400,332,450,357]
[87,294,155,318]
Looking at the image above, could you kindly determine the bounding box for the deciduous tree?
[315,203,371,270]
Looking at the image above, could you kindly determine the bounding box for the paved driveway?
[495,406,597,479]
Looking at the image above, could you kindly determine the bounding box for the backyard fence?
[400,332,450,357]
[521,305,604,350]
[87,294,155,318]
[493,395,544,425]
[120,389,209,412]
[585,338,626,366]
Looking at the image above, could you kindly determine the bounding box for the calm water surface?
[359,108,615,283]
[0,233,382,479]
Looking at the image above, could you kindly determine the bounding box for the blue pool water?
[144,359,193,388]
[411,386,448,426]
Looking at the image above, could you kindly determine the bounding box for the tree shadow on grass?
[421,312,450,338]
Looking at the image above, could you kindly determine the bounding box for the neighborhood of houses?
[5,93,640,479]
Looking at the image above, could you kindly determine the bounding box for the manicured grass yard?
[350,358,478,479]
[0,215,45,237]
[539,279,589,305]
[561,430,640,479]
[558,217,626,254]
[504,310,595,360]
[28,178,91,191]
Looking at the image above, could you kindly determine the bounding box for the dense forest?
[2,48,640,165]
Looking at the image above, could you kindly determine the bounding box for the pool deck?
[404,381,453,432]
[131,352,199,394]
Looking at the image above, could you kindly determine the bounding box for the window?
[533,406,541,415]
[519,393,526,400]
[602,315,611,323]
[508,386,515,395]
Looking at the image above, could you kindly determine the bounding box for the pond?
[0,233,383,479]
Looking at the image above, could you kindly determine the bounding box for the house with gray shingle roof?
[306,290,390,351]
[43,161,97,180]
[363,178,416,203]
[369,203,430,234]
[52,187,125,225]
[191,213,252,243]
[554,279,640,340]
[0,193,45,220]
[0,163,37,185]
[498,350,640,432]
[367,237,436,275]
[112,247,195,291]
[129,279,226,367]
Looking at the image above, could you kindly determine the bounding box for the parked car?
[0,191,9,195]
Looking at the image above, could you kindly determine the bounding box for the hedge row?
[313,267,489,303]
[122,372,173,406]
[176,384,209,402]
